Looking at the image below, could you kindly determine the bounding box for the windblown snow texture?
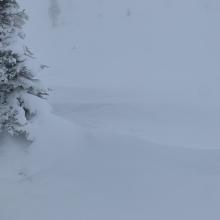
[1,0,220,219]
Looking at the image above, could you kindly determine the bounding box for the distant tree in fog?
[48,0,61,27]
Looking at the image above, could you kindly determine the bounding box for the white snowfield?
[1,88,220,220]
[1,0,220,219]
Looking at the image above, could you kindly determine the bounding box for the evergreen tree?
[0,0,48,139]
[48,0,61,28]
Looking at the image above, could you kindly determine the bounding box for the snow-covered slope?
[1,0,220,219]
[1,110,220,220]
[1,88,220,220]
[50,87,220,149]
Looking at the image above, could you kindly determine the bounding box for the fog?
[17,0,220,105]
[2,2,220,219]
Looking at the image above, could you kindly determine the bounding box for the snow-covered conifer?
[0,0,48,139]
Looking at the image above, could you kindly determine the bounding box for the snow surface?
[1,0,220,219]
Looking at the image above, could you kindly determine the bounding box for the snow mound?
[0,111,84,181]
[1,111,220,220]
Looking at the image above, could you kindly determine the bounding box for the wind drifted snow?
[1,0,220,219]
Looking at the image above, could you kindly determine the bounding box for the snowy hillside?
[1,0,220,219]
